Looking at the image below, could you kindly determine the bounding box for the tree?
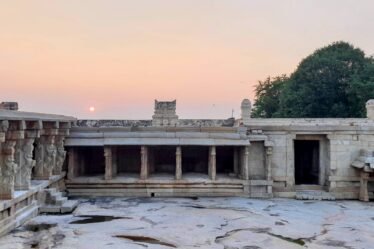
[252,41,374,118]
[251,75,288,118]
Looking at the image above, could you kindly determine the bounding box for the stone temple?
[0,99,373,236]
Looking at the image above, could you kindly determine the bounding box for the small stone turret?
[152,100,179,126]
[366,100,374,120]
[241,99,251,126]
[0,102,18,111]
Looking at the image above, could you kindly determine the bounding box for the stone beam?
[175,146,182,180]
[140,146,149,180]
[241,146,249,180]
[104,146,113,180]
[67,148,78,180]
[208,146,216,180]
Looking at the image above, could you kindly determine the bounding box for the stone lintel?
[26,120,43,130]
[25,130,40,139]
[58,128,70,136]
[43,121,59,129]
[5,130,24,140]
[59,122,71,129]
[41,128,58,136]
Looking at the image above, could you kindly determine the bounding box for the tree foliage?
[251,75,288,118]
[252,41,374,118]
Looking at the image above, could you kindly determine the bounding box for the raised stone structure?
[366,99,374,120]
[241,99,251,126]
[0,104,75,235]
[1,98,374,237]
[63,99,374,201]
[152,100,178,126]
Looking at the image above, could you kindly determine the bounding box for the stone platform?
[0,197,373,249]
[0,174,65,236]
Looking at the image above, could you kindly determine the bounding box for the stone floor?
[0,197,373,249]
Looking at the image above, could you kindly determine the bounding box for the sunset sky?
[1,0,373,119]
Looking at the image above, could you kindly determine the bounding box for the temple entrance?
[182,146,208,175]
[117,146,141,175]
[294,140,320,185]
[150,146,175,175]
[76,147,105,176]
[216,146,234,176]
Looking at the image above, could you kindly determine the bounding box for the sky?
[1,0,373,119]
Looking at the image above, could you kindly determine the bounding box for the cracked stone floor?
[0,197,373,249]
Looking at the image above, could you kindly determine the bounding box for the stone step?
[39,205,61,213]
[61,200,79,214]
[296,191,335,201]
[55,197,68,205]
[295,185,325,191]
[45,188,57,194]
[52,192,63,198]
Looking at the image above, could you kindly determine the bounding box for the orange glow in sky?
[1,1,373,119]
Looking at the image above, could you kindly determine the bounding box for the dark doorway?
[182,146,208,174]
[294,140,319,185]
[151,146,175,174]
[76,147,105,176]
[216,146,234,175]
[117,146,141,174]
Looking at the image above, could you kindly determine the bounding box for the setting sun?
[89,106,95,112]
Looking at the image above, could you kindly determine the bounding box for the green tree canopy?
[252,41,374,118]
[251,75,288,118]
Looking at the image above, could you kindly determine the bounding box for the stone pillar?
[33,122,58,180]
[0,140,17,199]
[67,148,78,180]
[14,138,36,190]
[113,147,118,178]
[53,136,66,175]
[176,146,182,180]
[366,99,374,120]
[208,146,216,180]
[241,99,252,126]
[104,146,113,180]
[233,147,239,176]
[241,146,249,180]
[1,120,25,199]
[265,146,273,194]
[359,171,370,202]
[140,146,149,180]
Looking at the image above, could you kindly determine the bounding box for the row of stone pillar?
[100,145,250,181]
[0,120,69,199]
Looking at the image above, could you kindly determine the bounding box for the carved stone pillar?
[104,146,113,180]
[34,122,58,180]
[359,171,370,202]
[53,136,66,175]
[112,147,118,178]
[67,147,78,180]
[44,135,56,178]
[140,146,149,180]
[1,120,25,199]
[208,146,216,180]
[233,147,239,176]
[0,140,17,199]
[241,146,249,180]
[175,146,182,180]
[14,138,35,190]
[34,135,57,180]
[265,146,273,194]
